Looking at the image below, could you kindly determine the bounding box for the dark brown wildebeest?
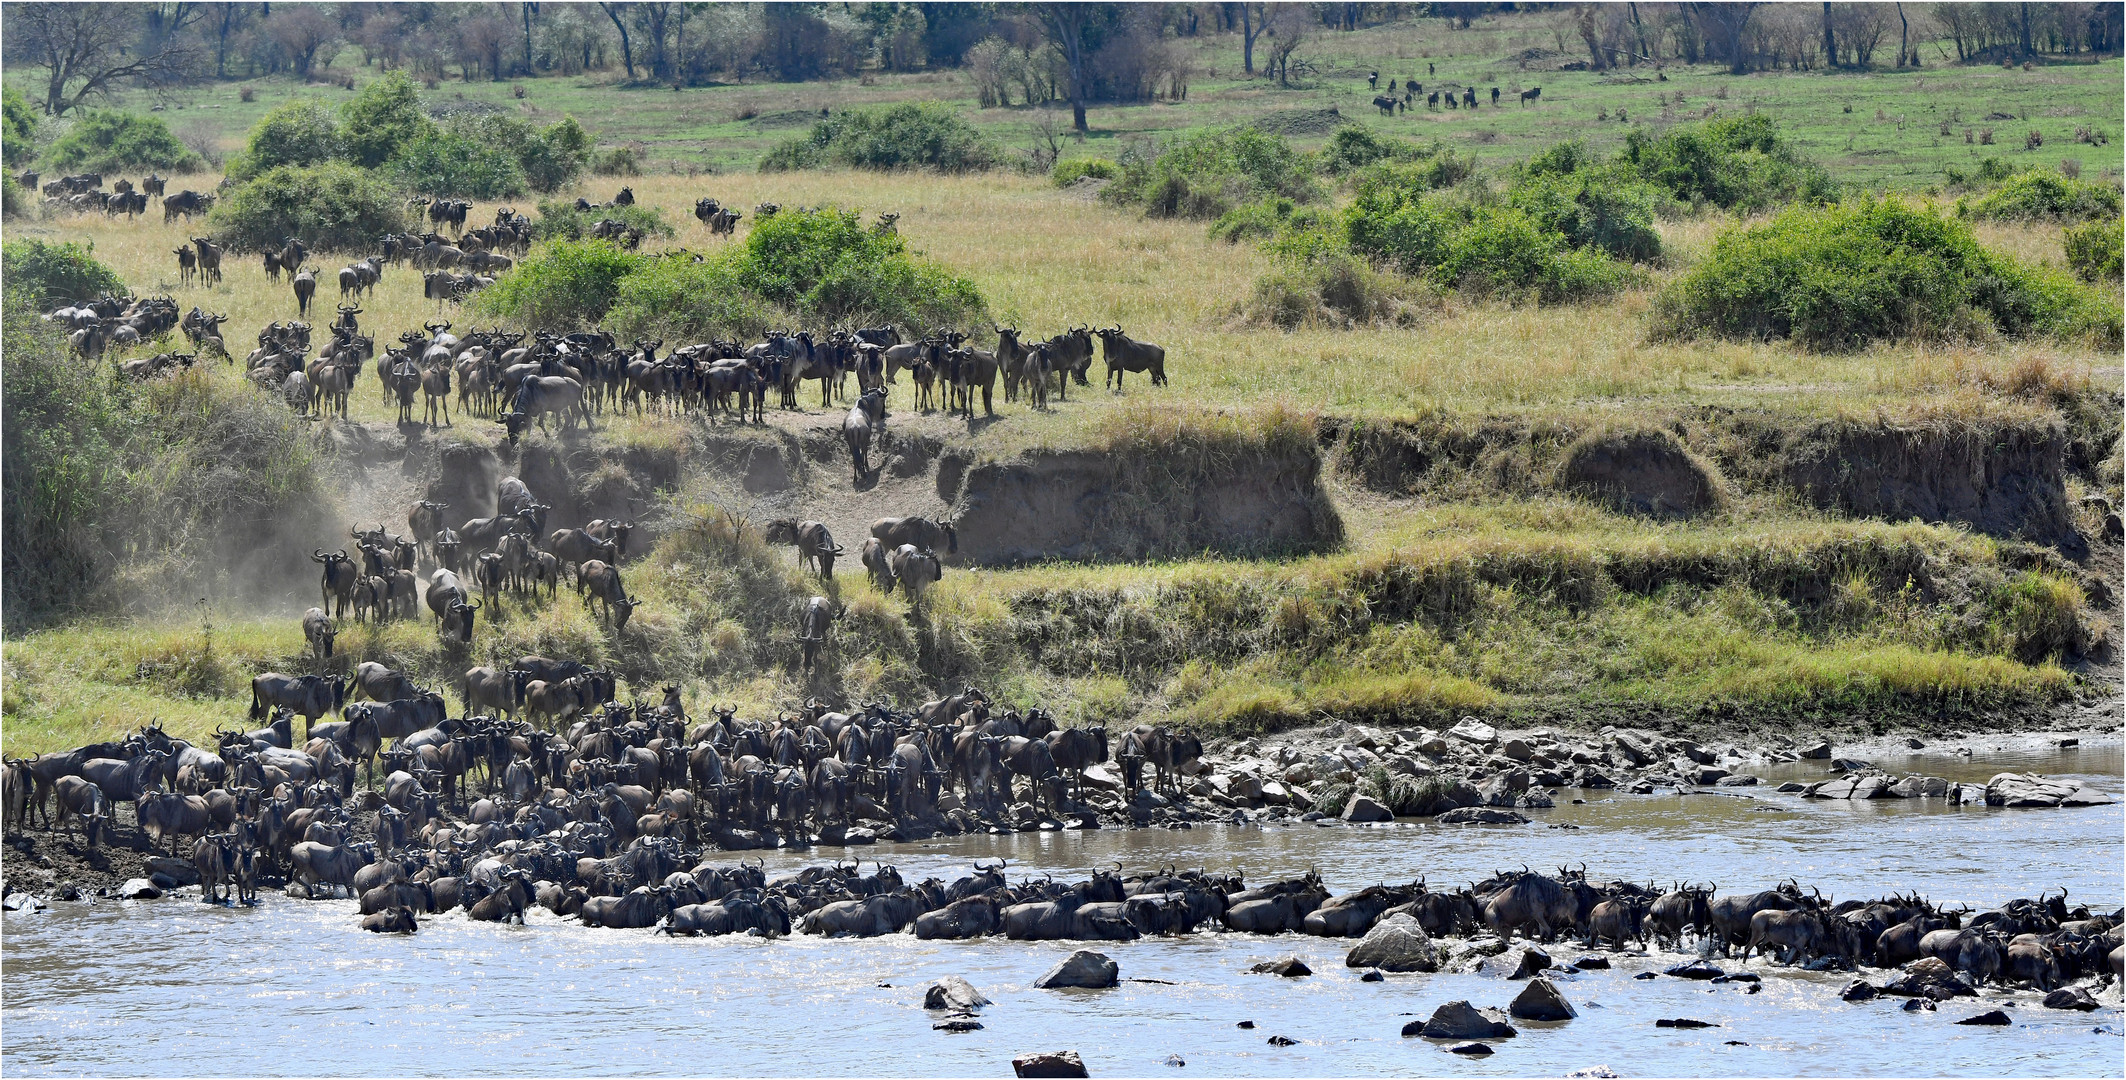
[796,596,844,674]
[313,549,358,618]
[408,500,449,557]
[859,537,894,593]
[871,516,956,557]
[250,673,345,736]
[546,528,618,582]
[1094,326,1167,390]
[137,790,212,854]
[583,519,635,559]
[462,665,522,724]
[53,776,110,849]
[293,270,318,317]
[82,750,170,805]
[577,559,639,629]
[766,520,843,580]
[350,661,419,706]
[842,387,888,480]
[1520,86,1541,105]
[174,245,198,286]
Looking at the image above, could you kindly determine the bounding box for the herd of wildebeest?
[32,176,1171,473]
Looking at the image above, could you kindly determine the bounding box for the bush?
[3,87,39,169]
[229,100,340,180]
[1105,126,1321,219]
[454,113,590,193]
[531,198,674,242]
[1315,126,1443,176]
[41,110,202,174]
[474,239,650,329]
[2064,216,2123,283]
[1619,114,1834,211]
[762,103,999,173]
[1956,171,2123,222]
[734,206,987,327]
[2,238,127,307]
[1244,251,1430,329]
[590,145,643,176]
[605,257,771,344]
[2,176,25,219]
[1345,186,1634,302]
[388,129,525,199]
[205,163,408,252]
[1507,165,1664,262]
[2,292,125,625]
[338,72,436,168]
[1654,197,2120,349]
[1051,157,1117,186]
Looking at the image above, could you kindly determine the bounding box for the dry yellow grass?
[11,171,2115,443]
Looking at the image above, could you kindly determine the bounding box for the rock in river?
[1013,1051,1089,1078]
[1434,807,1529,825]
[923,976,990,1011]
[1509,978,1577,1022]
[1346,913,1441,973]
[1249,955,1312,977]
[1035,950,1119,990]
[1417,1001,1517,1039]
[1510,947,1552,980]
[1340,795,1393,823]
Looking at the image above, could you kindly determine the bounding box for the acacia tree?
[5,2,200,116]
[1041,2,1093,133]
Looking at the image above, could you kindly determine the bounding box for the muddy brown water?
[4,741,2121,1077]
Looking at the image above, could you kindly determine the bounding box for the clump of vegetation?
[1654,197,2121,350]
[1244,251,1431,329]
[1,295,327,628]
[1105,126,1321,220]
[1956,171,2123,222]
[206,163,409,252]
[41,110,202,174]
[604,258,768,344]
[474,239,650,330]
[1508,140,1665,262]
[1,176,25,218]
[337,72,436,168]
[531,198,674,242]
[389,128,527,199]
[1,239,127,307]
[762,103,998,173]
[1051,157,1117,186]
[445,113,592,193]
[735,206,986,326]
[1343,178,1638,303]
[2,87,38,168]
[228,100,341,180]
[1315,126,1463,178]
[2064,216,2123,283]
[1619,114,1835,211]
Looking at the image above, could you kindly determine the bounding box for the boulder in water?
[1509,978,1577,1021]
[1012,1051,1088,1078]
[1035,950,1118,990]
[1418,1001,1517,1039]
[1249,955,1313,977]
[1510,947,1552,980]
[924,977,990,1011]
[1345,913,1440,973]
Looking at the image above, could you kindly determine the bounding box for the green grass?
[7,12,2119,184]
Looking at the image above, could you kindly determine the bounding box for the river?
[4,739,2121,1077]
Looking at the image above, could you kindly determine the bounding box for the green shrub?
[2,292,125,625]
[1654,197,2120,349]
[735,206,986,326]
[1975,156,2020,184]
[1956,171,2123,222]
[2,176,25,219]
[2064,216,2124,283]
[388,129,526,199]
[1105,126,1321,219]
[3,87,40,169]
[205,163,408,252]
[42,110,202,174]
[2,239,127,307]
[762,103,998,173]
[474,239,650,329]
[605,257,772,344]
[1344,152,1476,196]
[338,72,436,168]
[1345,186,1634,302]
[229,100,340,181]
[1619,114,1834,211]
[1315,127,1449,176]
[1051,157,1118,186]
[462,113,590,193]
[590,145,643,176]
[531,198,675,242]
[1507,165,1664,262]
[1210,197,1299,244]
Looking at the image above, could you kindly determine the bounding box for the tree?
[1041,2,1094,133]
[1239,2,1270,74]
[1262,5,1311,86]
[1822,1,1838,65]
[5,2,201,117]
[207,2,254,78]
[599,2,636,79]
[340,72,435,168]
[265,4,342,79]
[2,87,39,169]
[1691,1,1760,74]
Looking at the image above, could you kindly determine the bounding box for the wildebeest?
[765,520,842,580]
[885,545,941,604]
[302,607,338,660]
[1094,326,1167,390]
[577,559,639,629]
[350,661,420,706]
[546,528,619,582]
[52,776,110,849]
[292,270,318,317]
[797,596,844,674]
[871,516,956,556]
[249,673,345,737]
[313,549,358,618]
[137,790,212,854]
[859,537,894,593]
[1521,86,1542,105]
[843,387,888,481]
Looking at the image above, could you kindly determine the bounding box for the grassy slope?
[3,15,2121,756]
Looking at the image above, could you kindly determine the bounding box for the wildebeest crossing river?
[4,740,2121,1077]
